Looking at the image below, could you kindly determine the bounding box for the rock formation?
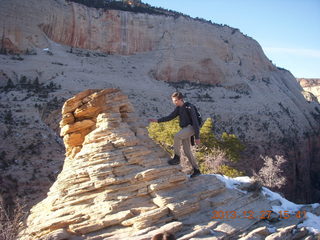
[0,0,274,84]
[19,89,319,240]
[0,0,319,205]
[298,78,320,103]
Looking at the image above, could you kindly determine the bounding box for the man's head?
[171,92,184,107]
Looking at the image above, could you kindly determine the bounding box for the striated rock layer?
[0,0,274,85]
[19,89,318,240]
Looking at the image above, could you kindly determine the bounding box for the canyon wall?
[0,0,274,84]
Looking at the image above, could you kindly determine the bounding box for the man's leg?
[173,126,194,157]
[175,126,198,168]
[183,137,201,177]
[180,126,201,177]
[169,126,193,165]
[182,137,199,170]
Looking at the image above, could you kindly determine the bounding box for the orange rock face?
[0,0,274,85]
[59,88,122,158]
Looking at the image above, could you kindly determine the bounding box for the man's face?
[172,97,184,107]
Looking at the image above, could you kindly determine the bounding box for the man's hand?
[195,139,200,145]
[148,119,158,123]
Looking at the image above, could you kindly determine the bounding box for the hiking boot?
[190,168,201,178]
[168,154,180,165]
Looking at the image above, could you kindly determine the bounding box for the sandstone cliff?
[0,0,319,205]
[0,0,274,84]
[19,89,320,240]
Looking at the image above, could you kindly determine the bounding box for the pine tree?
[196,118,219,167]
[199,118,219,150]
[32,77,40,91]
[220,132,245,162]
[4,79,14,91]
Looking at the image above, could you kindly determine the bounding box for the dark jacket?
[157,102,200,139]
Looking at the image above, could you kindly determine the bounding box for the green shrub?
[199,118,219,150]
[218,165,245,178]
[147,118,180,154]
[196,118,219,170]
[220,132,245,162]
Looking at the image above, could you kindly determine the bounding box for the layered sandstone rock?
[19,89,319,240]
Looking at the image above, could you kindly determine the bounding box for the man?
[149,92,201,178]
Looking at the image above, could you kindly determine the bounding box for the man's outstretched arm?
[156,107,179,123]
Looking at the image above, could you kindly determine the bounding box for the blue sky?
[143,0,320,78]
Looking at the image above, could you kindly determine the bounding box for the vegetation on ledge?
[66,0,230,28]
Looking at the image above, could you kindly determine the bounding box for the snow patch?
[214,174,320,235]
[214,174,251,193]
[262,187,301,213]
[298,212,320,234]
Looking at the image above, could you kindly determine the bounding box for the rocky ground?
[18,89,320,240]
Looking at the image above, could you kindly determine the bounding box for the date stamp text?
[211,210,306,220]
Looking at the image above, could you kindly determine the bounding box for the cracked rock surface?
[18,89,319,240]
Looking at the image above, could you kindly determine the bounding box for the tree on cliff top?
[255,155,287,190]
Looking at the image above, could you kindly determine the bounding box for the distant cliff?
[298,78,320,103]
[0,0,274,84]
